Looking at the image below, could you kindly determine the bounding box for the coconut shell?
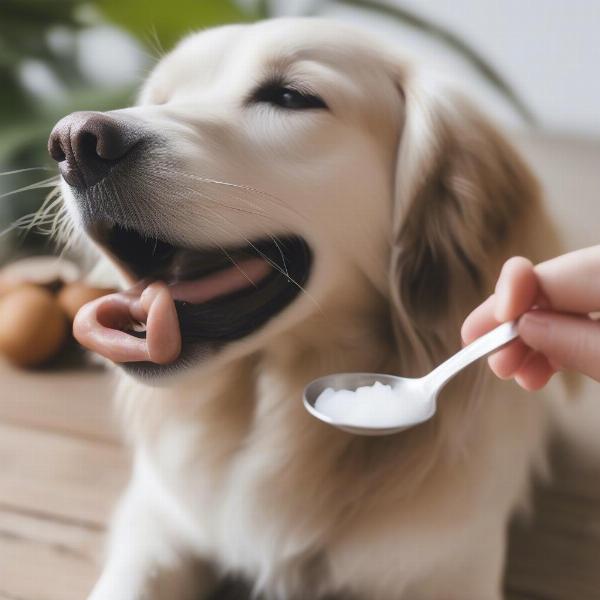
[0,285,68,367]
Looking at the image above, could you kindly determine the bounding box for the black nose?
[48,111,141,188]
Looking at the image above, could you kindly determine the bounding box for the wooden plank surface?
[0,360,125,600]
[0,422,127,526]
[0,359,119,444]
[0,508,103,600]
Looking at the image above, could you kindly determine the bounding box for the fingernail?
[494,261,519,322]
[493,268,509,321]
[518,312,549,348]
[520,311,547,327]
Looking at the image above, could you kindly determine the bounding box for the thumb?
[518,311,600,382]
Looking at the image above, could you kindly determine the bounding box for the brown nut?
[0,285,68,367]
[0,256,80,296]
[57,282,116,322]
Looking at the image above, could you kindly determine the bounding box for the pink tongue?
[73,258,270,365]
[73,282,181,364]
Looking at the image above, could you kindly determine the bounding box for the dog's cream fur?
[62,18,561,600]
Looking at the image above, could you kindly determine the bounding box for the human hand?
[461,246,600,390]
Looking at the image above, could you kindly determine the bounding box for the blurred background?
[1,0,598,266]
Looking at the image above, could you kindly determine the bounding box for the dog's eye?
[250,84,327,111]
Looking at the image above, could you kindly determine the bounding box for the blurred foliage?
[101,0,251,50]
[0,0,532,264]
[0,0,79,157]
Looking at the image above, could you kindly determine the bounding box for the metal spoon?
[303,320,519,436]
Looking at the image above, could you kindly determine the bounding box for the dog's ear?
[390,75,542,374]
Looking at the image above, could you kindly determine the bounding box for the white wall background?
[278,0,600,137]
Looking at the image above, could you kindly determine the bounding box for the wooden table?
[0,363,126,600]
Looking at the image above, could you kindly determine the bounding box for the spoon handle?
[424,320,519,391]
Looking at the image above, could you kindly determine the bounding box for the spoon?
[303,319,519,436]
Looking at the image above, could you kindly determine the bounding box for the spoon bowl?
[303,372,436,435]
[303,320,519,436]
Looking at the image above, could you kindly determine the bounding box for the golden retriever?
[49,17,559,600]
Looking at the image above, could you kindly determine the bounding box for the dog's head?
[50,18,539,381]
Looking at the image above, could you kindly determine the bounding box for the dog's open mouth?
[73,223,312,374]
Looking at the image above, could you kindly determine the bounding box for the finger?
[488,339,530,379]
[462,295,497,344]
[519,310,600,382]
[514,351,556,391]
[494,257,539,322]
[534,246,600,314]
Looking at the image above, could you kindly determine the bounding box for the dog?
[49,17,560,600]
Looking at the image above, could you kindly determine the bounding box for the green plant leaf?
[255,0,272,19]
[0,0,83,28]
[99,0,252,50]
[333,0,536,124]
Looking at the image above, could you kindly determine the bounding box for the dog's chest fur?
[123,372,353,596]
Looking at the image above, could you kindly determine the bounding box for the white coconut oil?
[314,380,433,428]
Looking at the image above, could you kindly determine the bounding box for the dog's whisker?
[0,176,61,200]
[0,210,50,238]
[244,238,323,314]
[164,169,280,201]
[149,176,275,220]
[17,182,78,250]
[157,168,305,221]
[145,170,270,214]
[142,174,299,247]
[269,234,289,278]
[54,211,81,260]
[187,203,288,277]
[125,176,262,237]
[164,206,276,291]
[0,166,52,177]
[184,190,279,222]
[145,25,166,59]
[55,211,80,251]
[29,189,63,230]
[198,203,323,314]
[27,201,62,237]
[134,175,285,249]
[216,245,262,289]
